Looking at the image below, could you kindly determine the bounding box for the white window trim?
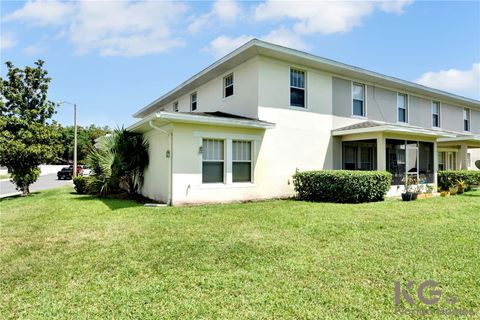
[289,67,307,109]
[223,73,234,99]
[431,101,441,128]
[232,140,253,183]
[397,92,409,124]
[195,132,259,187]
[201,138,226,184]
[351,82,367,118]
[463,107,471,132]
[190,92,197,111]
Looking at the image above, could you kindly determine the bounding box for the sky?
[1,0,479,128]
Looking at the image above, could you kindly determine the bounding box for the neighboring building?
[128,39,480,205]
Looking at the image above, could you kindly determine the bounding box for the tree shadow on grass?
[73,194,142,211]
[0,191,41,202]
[459,193,480,198]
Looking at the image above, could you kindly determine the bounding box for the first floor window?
[224,73,234,98]
[397,93,408,123]
[352,83,365,117]
[191,92,197,111]
[202,139,224,183]
[438,152,445,171]
[290,69,305,108]
[232,140,252,182]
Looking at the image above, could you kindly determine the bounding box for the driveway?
[0,174,73,198]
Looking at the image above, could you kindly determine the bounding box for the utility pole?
[73,103,77,177]
[58,101,78,177]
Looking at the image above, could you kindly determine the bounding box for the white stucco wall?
[141,128,171,203]
[165,105,335,205]
[155,57,259,119]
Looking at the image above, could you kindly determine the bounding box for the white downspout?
[149,120,173,206]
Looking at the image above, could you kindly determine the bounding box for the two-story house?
[128,39,480,205]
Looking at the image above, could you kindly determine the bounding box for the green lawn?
[1,187,479,319]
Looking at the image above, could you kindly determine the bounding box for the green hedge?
[73,176,91,194]
[292,170,392,203]
[437,170,480,191]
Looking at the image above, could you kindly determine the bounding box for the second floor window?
[191,92,197,111]
[173,101,178,112]
[432,101,440,127]
[224,74,234,98]
[290,69,305,108]
[464,108,470,131]
[397,93,408,123]
[352,83,365,117]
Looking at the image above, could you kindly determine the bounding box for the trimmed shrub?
[293,170,392,203]
[437,170,480,191]
[73,176,91,194]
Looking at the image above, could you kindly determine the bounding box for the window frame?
[463,107,471,132]
[232,140,253,183]
[397,93,408,123]
[352,82,366,117]
[223,73,234,98]
[201,138,225,184]
[190,92,197,111]
[289,68,306,108]
[431,101,440,128]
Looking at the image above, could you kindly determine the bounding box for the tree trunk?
[22,185,30,196]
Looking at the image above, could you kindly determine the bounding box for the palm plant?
[86,128,149,197]
[86,134,115,196]
[112,128,149,196]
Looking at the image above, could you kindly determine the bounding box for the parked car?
[80,165,92,177]
[57,165,84,180]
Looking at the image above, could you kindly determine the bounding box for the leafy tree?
[57,125,110,164]
[0,60,61,195]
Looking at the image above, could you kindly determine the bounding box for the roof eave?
[332,125,458,138]
[159,111,275,129]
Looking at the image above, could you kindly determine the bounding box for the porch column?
[459,144,468,170]
[377,135,386,170]
[433,142,438,186]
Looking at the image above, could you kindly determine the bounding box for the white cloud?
[23,43,47,56]
[69,1,187,56]
[4,0,188,57]
[203,35,254,58]
[255,0,412,35]
[0,32,17,50]
[262,27,308,51]
[188,0,241,33]
[378,0,414,14]
[213,0,242,21]
[203,28,308,58]
[415,63,480,98]
[3,0,75,26]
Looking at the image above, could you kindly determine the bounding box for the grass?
[1,187,479,319]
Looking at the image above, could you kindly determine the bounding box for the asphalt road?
[0,174,73,197]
